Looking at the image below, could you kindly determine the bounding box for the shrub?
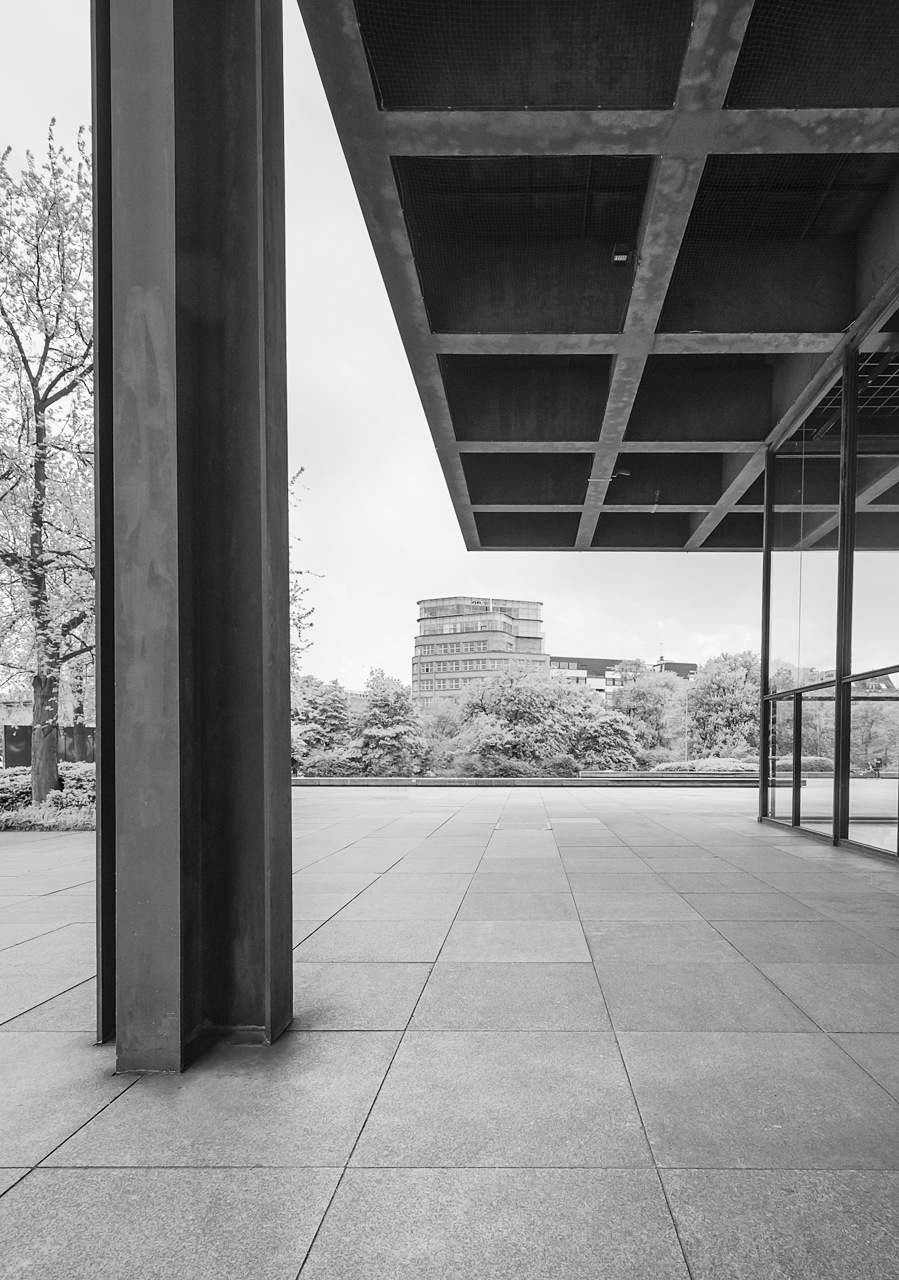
[0,767,33,811]
[0,762,96,829]
[775,755,833,773]
[693,757,757,773]
[301,749,364,777]
[541,754,581,777]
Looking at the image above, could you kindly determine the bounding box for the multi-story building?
[548,656,626,697]
[549,655,698,696]
[412,596,549,707]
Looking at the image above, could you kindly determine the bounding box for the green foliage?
[607,669,684,754]
[356,669,428,776]
[0,761,94,828]
[775,755,833,773]
[688,652,761,758]
[456,672,638,776]
[293,676,352,757]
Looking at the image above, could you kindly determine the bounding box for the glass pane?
[769,446,839,691]
[799,685,835,837]
[767,697,794,823]
[847,674,899,854]
[851,356,899,674]
[852,521,899,676]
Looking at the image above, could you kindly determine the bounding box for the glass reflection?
[847,673,899,854]
[768,697,794,824]
[798,686,835,836]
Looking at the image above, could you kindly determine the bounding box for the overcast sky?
[2,1,764,689]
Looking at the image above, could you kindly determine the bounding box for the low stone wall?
[292,775,760,788]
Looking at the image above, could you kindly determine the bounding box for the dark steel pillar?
[93,0,292,1071]
[833,350,859,843]
[758,450,774,820]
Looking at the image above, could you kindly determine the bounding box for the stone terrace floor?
[1,786,899,1278]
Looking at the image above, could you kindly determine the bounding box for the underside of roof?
[298,0,899,551]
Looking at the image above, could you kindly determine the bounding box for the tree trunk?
[71,666,88,762]
[32,669,61,804]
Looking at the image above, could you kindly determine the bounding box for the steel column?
[791,691,803,827]
[91,0,115,1045]
[758,450,774,820]
[833,349,859,843]
[93,0,292,1071]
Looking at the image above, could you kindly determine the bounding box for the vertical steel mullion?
[91,0,115,1045]
[759,451,774,820]
[792,691,802,827]
[833,349,859,843]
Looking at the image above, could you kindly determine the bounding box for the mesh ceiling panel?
[462,453,593,505]
[354,0,693,110]
[803,354,899,440]
[625,355,772,443]
[659,154,899,333]
[475,512,580,548]
[394,155,652,332]
[726,0,899,109]
[440,355,611,443]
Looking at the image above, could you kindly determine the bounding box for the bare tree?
[288,468,315,708]
[0,124,94,802]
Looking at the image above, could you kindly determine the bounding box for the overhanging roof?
[298,0,899,551]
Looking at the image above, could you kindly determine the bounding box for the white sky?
[1,0,763,689]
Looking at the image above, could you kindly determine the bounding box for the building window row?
[417,641,496,656]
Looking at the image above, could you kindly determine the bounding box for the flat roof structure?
[298,0,899,551]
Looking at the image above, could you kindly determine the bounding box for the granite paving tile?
[292,962,431,1030]
[658,872,775,893]
[410,963,609,1031]
[574,893,702,921]
[714,920,898,964]
[44,1033,399,1167]
[0,925,95,1023]
[833,1034,899,1100]
[681,892,825,921]
[584,921,742,968]
[456,892,577,921]
[758,963,899,1030]
[300,1169,688,1280]
[0,1168,338,1280]
[351,1031,650,1168]
[293,920,451,962]
[1,979,95,1032]
[0,1169,27,1196]
[599,962,817,1032]
[468,870,570,893]
[336,892,462,921]
[440,920,590,962]
[0,1034,131,1166]
[662,1170,899,1280]
[620,1032,899,1168]
[565,872,674,893]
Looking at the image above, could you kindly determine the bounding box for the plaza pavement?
[1,786,899,1277]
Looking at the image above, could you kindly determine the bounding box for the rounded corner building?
[412,596,550,707]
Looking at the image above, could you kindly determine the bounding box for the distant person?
[872,755,884,779]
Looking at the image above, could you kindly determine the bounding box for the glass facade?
[761,350,899,857]
[412,596,550,705]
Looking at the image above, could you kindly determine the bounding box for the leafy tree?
[293,676,352,757]
[288,469,315,706]
[849,694,899,771]
[0,126,94,802]
[420,698,464,773]
[571,708,639,771]
[357,668,427,776]
[458,671,638,774]
[689,652,761,757]
[608,669,684,755]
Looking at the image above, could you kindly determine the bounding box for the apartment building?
[412,596,549,706]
